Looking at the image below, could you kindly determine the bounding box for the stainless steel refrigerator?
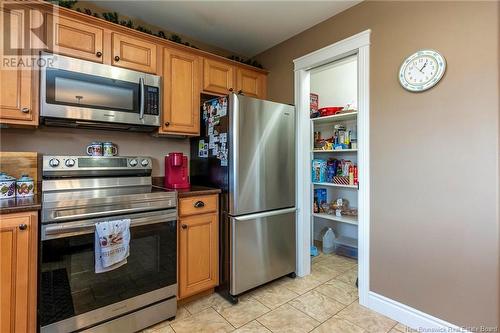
[190,93,296,303]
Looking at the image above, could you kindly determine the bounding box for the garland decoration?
[46,0,263,68]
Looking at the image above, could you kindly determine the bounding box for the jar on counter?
[16,175,34,197]
[0,174,16,199]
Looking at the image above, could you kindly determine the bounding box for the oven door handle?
[42,210,176,240]
[139,77,145,120]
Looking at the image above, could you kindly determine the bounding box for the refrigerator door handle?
[232,207,296,221]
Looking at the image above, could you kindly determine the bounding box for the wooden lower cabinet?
[0,211,38,333]
[178,195,219,299]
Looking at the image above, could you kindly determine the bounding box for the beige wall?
[0,127,189,176]
[255,1,499,328]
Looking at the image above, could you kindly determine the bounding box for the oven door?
[40,52,160,127]
[39,209,176,333]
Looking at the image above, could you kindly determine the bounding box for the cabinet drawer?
[179,195,218,217]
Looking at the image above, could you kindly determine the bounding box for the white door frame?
[293,30,371,306]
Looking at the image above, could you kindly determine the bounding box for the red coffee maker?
[164,152,190,189]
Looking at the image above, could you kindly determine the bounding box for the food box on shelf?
[333,176,350,185]
[312,159,327,183]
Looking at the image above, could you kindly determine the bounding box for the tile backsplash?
[0,127,190,176]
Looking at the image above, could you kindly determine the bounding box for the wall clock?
[399,49,446,92]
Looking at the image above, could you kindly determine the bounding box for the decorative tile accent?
[216,297,270,328]
[314,279,359,305]
[337,302,397,333]
[170,308,234,333]
[311,316,367,333]
[249,280,299,309]
[233,320,272,333]
[184,292,232,314]
[257,304,320,333]
[288,290,345,322]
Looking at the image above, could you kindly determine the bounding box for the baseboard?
[365,291,471,333]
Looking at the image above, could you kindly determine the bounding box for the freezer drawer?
[230,208,296,295]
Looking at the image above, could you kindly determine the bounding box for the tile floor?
[142,252,414,333]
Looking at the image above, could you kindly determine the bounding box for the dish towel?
[95,219,131,274]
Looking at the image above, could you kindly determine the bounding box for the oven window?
[39,220,176,327]
[45,68,139,113]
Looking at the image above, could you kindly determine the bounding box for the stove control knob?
[65,159,75,167]
[141,159,149,167]
[49,158,60,167]
[129,159,138,167]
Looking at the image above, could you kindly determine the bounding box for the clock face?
[399,50,446,92]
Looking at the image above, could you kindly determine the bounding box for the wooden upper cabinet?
[112,33,157,73]
[203,58,235,95]
[0,211,38,333]
[178,211,219,299]
[46,14,104,62]
[0,7,38,126]
[236,67,267,99]
[161,47,201,135]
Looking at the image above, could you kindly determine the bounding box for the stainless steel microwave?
[40,52,161,131]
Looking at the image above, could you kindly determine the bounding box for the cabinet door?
[0,211,37,333]
[161,48,201,135]
[178,213,219,299]
[236,67,267,99]
[0,7,38,126]
[203,58,234,95]
[112,33,157,73]
[47,14,104,62]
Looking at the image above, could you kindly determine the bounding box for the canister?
[16,174,34,197]
[0,174,16,199]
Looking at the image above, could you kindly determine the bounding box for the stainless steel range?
[40,156,177,333]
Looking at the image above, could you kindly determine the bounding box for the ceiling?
[87,0,361,57]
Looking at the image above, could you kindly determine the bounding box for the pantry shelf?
[313,182,358,189]
[313,213,358,225]
[310,111,358,124]
[312,149,358,153]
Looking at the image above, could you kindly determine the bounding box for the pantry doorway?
[293,30,370,306]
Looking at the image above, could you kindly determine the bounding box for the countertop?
[0,179,221,215]
[152,177,221,198]
[0,194,42,214]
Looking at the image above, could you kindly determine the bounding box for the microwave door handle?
[139,77,145,120]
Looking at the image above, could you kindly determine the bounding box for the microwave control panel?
[145,86,160,115]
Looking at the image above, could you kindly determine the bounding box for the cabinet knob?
[114,56,120,62]
[165,122,170,126]
[194,201,205,208]
[21,107,30,113]
[19,224,27,230]
[96,51,102,58]
[181,224,187,229]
